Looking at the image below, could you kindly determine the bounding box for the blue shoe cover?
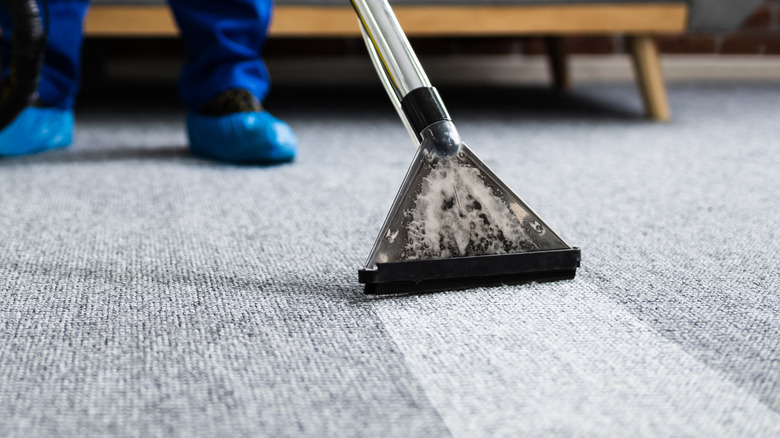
[187,111,297,164]
[0,107,74,157]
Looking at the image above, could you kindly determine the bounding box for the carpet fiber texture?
[1,83,778,436]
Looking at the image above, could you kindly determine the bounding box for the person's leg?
[0,0,87,156]
[168,0,296,164]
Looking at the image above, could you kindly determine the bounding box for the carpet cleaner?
[352,0,580,294]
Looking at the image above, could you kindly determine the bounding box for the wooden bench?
[84,3,690,120]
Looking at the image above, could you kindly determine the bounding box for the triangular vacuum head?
[359,121,580,294]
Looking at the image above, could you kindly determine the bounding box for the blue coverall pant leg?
[0,0,89,109]
[167,0,273,111]
[1,0,273,111]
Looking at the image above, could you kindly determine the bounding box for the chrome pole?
[351,0,431,99]
[359,25,421,146]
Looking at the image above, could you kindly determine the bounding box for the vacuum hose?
[0,0,46,130]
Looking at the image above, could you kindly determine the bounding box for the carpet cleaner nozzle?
[358,119,580,294]
[353,0,580,294]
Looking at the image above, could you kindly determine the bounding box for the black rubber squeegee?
[352,0,580,294]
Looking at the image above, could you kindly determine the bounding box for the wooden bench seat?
[84,3,690,120]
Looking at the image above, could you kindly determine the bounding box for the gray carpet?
[1,82,778,436]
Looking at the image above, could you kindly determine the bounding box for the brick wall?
[658,0,780,54]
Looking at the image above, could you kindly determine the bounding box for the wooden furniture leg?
[544,36,570,91]
[626,34,670,121]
